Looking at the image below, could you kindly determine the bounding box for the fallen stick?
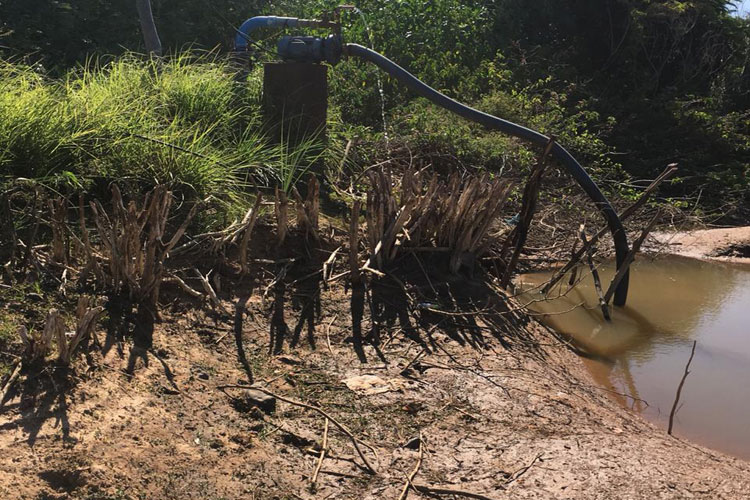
[165,274,204,299]
[398,431,424,500]
[410,483,499,500]
[579,226,611,321]
[322,246,342,287]
[195,268,228,315]
[668,340,697,435]
[324,315,337,353]
[311,417,329,485]
[505,452,543,485]
[218,384,377,474]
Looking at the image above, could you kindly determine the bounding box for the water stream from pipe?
[352,8,390,146]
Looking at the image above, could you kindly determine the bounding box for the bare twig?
[322,246,342,287]
[218,384,377,474]
[311,418,329,485]
[579,226,611,321]
[668,340,697,435]
[410,483,499,500]
[505,452,543,485]
[194,268,229,315]
[324,315,337,353]
[398,430,424,500]
[165,274,204,299]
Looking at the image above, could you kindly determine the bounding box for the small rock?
[241,389,276,414]
[198,372,210,380]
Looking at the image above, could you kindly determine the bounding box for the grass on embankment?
[0,52,325,207]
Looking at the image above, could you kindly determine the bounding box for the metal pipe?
[344,43,630,305]
[235,16,300,51]
[235,16,337,52]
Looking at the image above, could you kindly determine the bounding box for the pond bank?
[651,225,750,264]
[1,273,749,499]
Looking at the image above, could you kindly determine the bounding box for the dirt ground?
[1,232,750,500]
[651,225,750,264]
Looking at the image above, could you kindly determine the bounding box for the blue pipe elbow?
[235,16,300,51]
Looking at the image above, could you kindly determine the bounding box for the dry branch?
[195,268,228,315]
[410,483,499,500]
[165,274,204,299]
[311,417,329,485]
[668,340,697,435]
[398,431,424,500]
[0,360,23,410]
[579,226,611,321]
[219,384,377,474]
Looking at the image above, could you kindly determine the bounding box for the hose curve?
[344,43,630,305]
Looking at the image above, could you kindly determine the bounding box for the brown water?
[518,256,750,460]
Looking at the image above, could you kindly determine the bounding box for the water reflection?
[519,255,750,459]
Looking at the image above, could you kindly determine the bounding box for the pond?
[518,256,750,460]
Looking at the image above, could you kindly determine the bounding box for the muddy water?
[518,256,750,460]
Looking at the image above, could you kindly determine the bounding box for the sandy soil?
[1,249,749,499]
[650,226,750,264]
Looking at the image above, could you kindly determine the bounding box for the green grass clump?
[0,53,282,203]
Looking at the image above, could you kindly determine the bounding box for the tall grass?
[0,53,285,203]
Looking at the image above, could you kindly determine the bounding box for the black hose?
[344,43,630,306]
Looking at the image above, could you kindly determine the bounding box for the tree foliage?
[0,0,748,218]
